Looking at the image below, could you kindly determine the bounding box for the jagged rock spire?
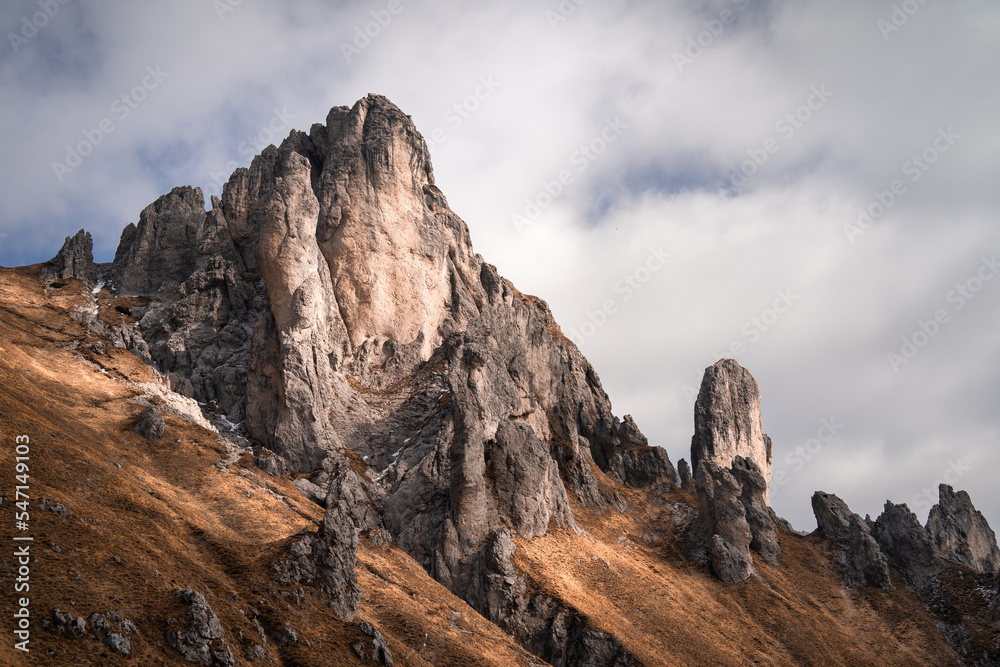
[101,94,679,628]
[43,229,97,286]
[691,358,773,500]
[689,360,779,584]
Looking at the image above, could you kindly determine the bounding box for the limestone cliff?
[104,95,677,643]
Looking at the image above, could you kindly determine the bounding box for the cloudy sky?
[2,0,997,531]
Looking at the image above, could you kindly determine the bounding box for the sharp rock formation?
[101,95,678,648]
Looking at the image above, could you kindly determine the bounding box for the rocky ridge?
[59,94,678,663]
[36,94,1000,666]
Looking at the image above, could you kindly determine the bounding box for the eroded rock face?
[688,361,779,583]
[872,501,939,586]
[811,492,892,589]
[731,456,780,565]
[691,359,773,500]
[695,461,755,584]
[166,587,235,667]
[101,94,678,665]
[271,505,361,621]
[110,186,264,425]
[677,458,695,493]
[44,229,98,286]
[926,484,1000,574]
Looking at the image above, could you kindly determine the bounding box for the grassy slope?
[0,265,970,665]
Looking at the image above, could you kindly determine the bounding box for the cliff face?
[29,94,999,666]
[104,94,677,638]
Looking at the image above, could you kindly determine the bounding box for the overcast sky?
[2,0,997,531]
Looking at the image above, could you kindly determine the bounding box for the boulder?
[166,587,235,666]
[133,406,165,440]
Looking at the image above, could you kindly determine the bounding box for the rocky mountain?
[3,94,997,665]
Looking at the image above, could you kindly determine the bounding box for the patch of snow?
[91,280,105,294]
[218,414,241,432]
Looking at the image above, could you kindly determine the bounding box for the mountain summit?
[7,94,998,666]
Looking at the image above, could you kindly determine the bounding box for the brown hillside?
[0,265,978,665]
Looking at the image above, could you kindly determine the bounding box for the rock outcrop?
[926,484,1000,574]
[101,94,677,644]
[48,609,87,638]
[677,458,695,493]
[872,501,940,586]
[688,361,779,583]
[133,405,165,439]
[694,461,755,584]
[166,587,235,666]
[43,229,98,286]
[691,359,773,499]
[731,456,780,565]
[89,611,135,656]
[271,505,361,621]
[110,186,264,425]
[811,492,892,589]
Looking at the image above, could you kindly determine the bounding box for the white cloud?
[1,0,997,531]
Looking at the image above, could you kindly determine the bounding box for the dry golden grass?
[0,266,539,666]
[514,475,960,666]
[0,265,974,666]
